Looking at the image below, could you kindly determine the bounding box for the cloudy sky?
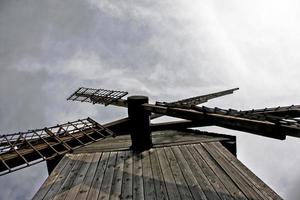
[1,0,300,199]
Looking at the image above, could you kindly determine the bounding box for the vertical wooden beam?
[127,96,152,152]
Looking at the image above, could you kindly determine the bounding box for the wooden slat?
[121,151,133,200]
[109,151,126,200]
[171,146,207,200]
[179,145,221,200]
[156,147,181,200]
[212,142,282,200]
[75,153,102,200]
[201,143,266,200]
[191,144,247,200]
[133,153,144,200]
[52,154,86,200]
[86,152,110,200]
[32,155,70,200]
[186,145,232,200]
[149,149,169,200]
[34,137,282,200]
[164,147,194,200]
[42,154,81,200]
[98,152,118,200]
[141,150,156,200]
[64,154,95,200]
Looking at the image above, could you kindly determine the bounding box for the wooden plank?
[201,143,266,200]
[213,142,282,200]
[64,153,95,200]
[42,154,81,200]
[121,151,133,200]
[191,144,247,200]
[179,145,221,200]
[109,151,126,200]
[164,147,194,200]
[156,147,181,200]
[141,150,156,200]
[52,154,85,200]
[98,152,118,200]
[133,153,144,200]
[87,152,110,200]
[186,145,233,200]
[171,146,207,200]
[75,153,102,200]
[33,155,70,200]
[149,148,169,200]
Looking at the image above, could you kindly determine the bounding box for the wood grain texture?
[32,155,70,200]
[35,139,281,200]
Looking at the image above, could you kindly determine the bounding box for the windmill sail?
[143,104,300,140]
[156,88,239,107]
[240,105,300,118]
[152,88,239,119]
[0,118,114,175]
[67,87,128,107]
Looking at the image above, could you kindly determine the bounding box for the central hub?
[127,96,152,152]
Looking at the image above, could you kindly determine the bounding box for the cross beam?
[143,104,300,140]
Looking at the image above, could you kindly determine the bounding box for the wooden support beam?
[150,120,212,131]
[127,96,152,152]
[142,104,299,140]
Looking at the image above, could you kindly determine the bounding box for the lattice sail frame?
[156,88,239,108]
[144,102,300,140]
[67,87,128,106]
[192,105,300,127]
[0,118,114,175]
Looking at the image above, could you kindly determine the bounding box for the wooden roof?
[33,130,282,200]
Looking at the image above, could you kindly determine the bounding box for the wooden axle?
[127,96,152,152]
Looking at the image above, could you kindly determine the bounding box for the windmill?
[1,87,299,199]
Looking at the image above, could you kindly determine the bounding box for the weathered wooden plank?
[121,151,133,200]
[133,153,144,200]
[98,152,118,200]
[65,153,95,200]
[187,145,233,200]
[109,151,126,200]
[52,154,86,200]
[33,155,70,200]
[171,146,207,200]
[201,143,266,200]
[42,154,81,200]
[213,142,282,200]
[149,148,169,200]
[87,152,110,200]
[191,144,247,200]
[141,150,156,200]
[75,153,102,200]
[179,145,221,200]
[156,147,181,200]
[164,147,194,200]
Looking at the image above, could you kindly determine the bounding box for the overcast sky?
[1,0,300,199]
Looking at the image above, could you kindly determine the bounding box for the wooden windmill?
[1,87,299,199]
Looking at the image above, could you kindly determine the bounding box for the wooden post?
[127,96,152,152]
